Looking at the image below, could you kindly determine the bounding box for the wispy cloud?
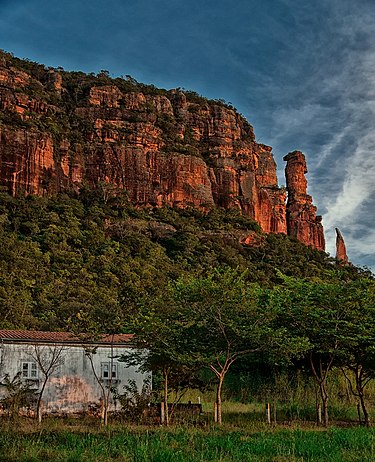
[257,1,375,270]
[323,130,375,227]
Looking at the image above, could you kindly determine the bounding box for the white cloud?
[263,2,375,271]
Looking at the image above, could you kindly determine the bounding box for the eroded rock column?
[284,151,325,251]
[335,228,349,265]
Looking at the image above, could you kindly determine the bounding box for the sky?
[1,0,375,270]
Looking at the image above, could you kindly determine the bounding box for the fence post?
[160,402,165,425]
[266,402,271,424]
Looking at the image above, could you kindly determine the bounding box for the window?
[101,362,118,380]
[22,362,38,379]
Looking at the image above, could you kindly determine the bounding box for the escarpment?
[0,51,325,249]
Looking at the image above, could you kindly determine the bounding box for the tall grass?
[188,368,375,425]
[1,368,374,461]
[0,418,373,461]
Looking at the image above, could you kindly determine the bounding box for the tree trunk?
[319,381,329,427]
[316,403,322,425]
[345,380,352,403]
[103,399,109,426]
[355,370,370,427]
[36,377,48,423]
[37,400,42,424]
[215,375,224,425]
[360,396,369,427]
[357,402,362,425]
[163,367,169,426]
[86,352,108,426]
[273,400,277,425]
[310,355,330,426]
[315,386,321,425]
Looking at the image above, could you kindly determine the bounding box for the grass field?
[0,415,373,462]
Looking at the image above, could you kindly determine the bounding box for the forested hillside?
[0,189,367,331]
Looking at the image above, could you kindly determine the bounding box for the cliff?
[0,51,324,249]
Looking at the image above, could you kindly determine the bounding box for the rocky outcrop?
[335,228,349,265]
[46,70,63,93]
[0,52,324,248]
[284,151,325,251]
[0,128,55,196]
[89,85,123,108]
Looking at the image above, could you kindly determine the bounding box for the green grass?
[0,420,373,461]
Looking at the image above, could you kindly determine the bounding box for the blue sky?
[1,0,375,270]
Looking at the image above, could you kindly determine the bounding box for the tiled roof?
[0,330,134,345]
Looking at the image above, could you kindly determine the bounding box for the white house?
[0,330,149,416]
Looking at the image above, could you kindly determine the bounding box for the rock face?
[284,151,325,251]
[335,228,349,265]
[0,52,326,248]
[0,128,55,196]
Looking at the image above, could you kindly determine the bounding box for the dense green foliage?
[0,190,365,331]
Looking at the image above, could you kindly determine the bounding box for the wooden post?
[266,402,271,424]
[214,402,218,423]
[317,403,322,425]
[198,396,201,405]
[160,402,165,425]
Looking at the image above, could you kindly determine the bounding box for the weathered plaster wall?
[0,343,149,414]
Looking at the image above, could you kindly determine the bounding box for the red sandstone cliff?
[284,151,325,251]
[0,52,326,248]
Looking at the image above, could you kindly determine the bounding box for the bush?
[113,378,155,422]
[0,373,38,418]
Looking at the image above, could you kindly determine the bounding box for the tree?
[174,269,308,424]
[339,279,375,426]
[128,268,306,425]
[68,310,121,426]
[269,274,347,426]
[172,270,267,424]
[123,293,204,426]
[27,344,66,423]
[82,342,114,426]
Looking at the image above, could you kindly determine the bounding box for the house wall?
[0,342,150,414]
